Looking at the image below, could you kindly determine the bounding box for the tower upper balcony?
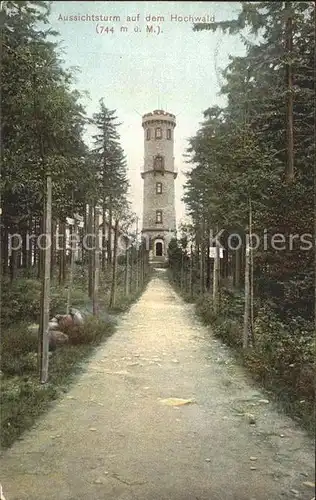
[142,109,176,129]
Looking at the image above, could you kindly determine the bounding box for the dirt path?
[0,272,314,500]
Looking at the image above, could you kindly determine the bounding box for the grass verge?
[0,277,149,450]
[169,275,315,437]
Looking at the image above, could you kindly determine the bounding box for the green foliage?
[183,4,315,432]
[0,315,111,449]
[194,289,314,432]
[186,1,314,320]
[0,275,89,327]
[0,267,150,449]
[1,279,42,326]
[90,99,129,214]
[168,238,184,267]
[2,1,90,226]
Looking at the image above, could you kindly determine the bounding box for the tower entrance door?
[155,241,163,257]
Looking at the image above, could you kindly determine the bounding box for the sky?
[48,1,247,227]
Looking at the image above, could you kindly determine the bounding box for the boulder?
[48,318,59,331]
[56,314,74,332]
[70,308,85,327]
[49,330,69,350]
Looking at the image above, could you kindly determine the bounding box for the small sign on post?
[209,247,224,259]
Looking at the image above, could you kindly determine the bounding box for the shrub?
[191,285,314,433]
[0,272,90,329]
[1,279,41,326]
[196,294,217,325]
[62,316,114,345]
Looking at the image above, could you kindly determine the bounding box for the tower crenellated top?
[142,109,176,128]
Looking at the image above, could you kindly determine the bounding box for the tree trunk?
[314,157,316,333]
[39,173,52,384]
[199,222,205,294]
[243,242,250,349]
[63,222,67,280]
[285,3,294,182]
[234,246,241,288]
[27,217,33,269]
[135,217,139,290]
[109,219,119,308]
[2,225,8,275]
[189,244,193,298]
[10,232,19,281]
[83,205,88,265]
[21,229,28,268]
[58,221,66,285]
[206,226,211,291]
[50,219,56,278]
[38,216,45,280]
[93,209,100,315]
[139,244,143,288]
[130,245,134,293]
[33,218,39,268]
[249,198,255,345]
[88,204,94,298]
[240,238,245,287]
[180,251,184,291]
[66,220,76,314]
[222,237,229,279]
[124,247,130,296]
[212,240,220,314]
[102,202,106,271]
[107,201,112,264]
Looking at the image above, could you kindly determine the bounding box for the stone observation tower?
[141,109,177,264]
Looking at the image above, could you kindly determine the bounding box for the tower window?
[156,210,162,224]
[167,129,172,140]
[156,182,162,194]
[154,155,164,170]
[146,128,151,140]
[155,127,162,139]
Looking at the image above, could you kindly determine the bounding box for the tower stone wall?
[141,110,177,263]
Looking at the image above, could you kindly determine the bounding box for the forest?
[1,0,150,449]
[0,1,315,450]
[168,1,315,433]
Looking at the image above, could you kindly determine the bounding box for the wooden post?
[39,172,52,384]
[212,240,220,314]
[102,202,106,271]
[38,216,44,280]
[109,219,119,308]
[107,200,112,264]
[2,225,8,275]
[125,246,130,296]
[189,244,193,298]
[50,219,56,278]
[249,198,255,345]
[199,222,204,294]
[180,250,184,291]
[88,204,94,298]
[285,3,294,182]
[93,209,100,315]
[235,246,241,288]
[130,244,134,293]
[58,221,65,285]
[9,232,19,282]
[141,243,145,286]
[66,218,77,314]
[135,217,139,290]
[243,241,250,349]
